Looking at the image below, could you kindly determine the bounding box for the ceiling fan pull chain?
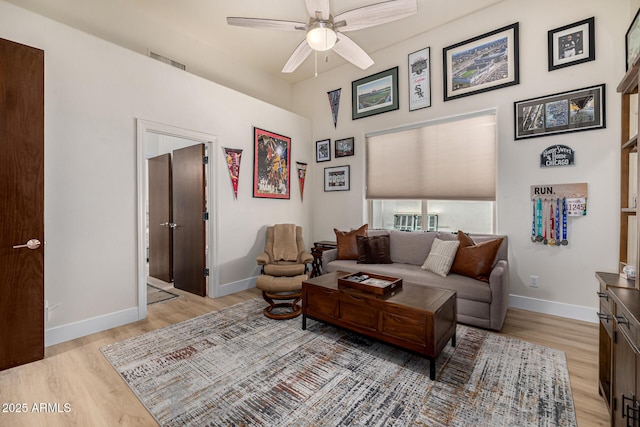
[314,51,318,78]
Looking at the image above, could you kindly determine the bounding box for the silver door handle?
[160,223,178,229]
[13,239,41,250]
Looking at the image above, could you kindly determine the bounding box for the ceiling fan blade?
[282,40,313,73]
[305,0,330,20]
[332,33,374,70]
[226,17,306,31]
[334,0,417,32]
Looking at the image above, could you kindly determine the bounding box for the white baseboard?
[217,276,256,297]
[509,294,597,324]
[45,307,139,347]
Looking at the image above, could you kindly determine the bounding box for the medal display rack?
[530,183,588,246]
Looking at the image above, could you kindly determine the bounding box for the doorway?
[136,120,219,319]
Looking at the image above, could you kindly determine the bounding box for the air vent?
[149,51,186,71]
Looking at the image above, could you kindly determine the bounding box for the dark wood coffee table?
[301,271,457,380]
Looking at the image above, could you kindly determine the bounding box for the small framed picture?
[335,137,354,158]
[324,165,350,192]
[626,8,640,70]
[316,139,331,162]
[443,23,519,101]
[352,67,399,120]
[408,47,431,111]
[548,17,595,71]
[514,84,605,140]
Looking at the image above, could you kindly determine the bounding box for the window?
[366,111,496,233]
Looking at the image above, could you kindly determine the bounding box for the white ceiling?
[7,0,507,84]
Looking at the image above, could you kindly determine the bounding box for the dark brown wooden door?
[148,154,173,283]
[172,144,206,296]
[0,38,45,370]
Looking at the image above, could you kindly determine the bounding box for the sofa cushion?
[334,224,368,260]
[356,234,392,264]
[421,238,459,277]
[325,259,491,303]
[450,230,504,283]
[389,230,436,266]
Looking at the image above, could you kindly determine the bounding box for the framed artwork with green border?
[352,67,399,120]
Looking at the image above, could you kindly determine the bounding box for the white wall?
[0,0,312,345]
[293,0,630,319]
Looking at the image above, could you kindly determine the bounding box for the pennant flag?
[296,162,307,201]
[223,147,243,199]
[327,88,341,128]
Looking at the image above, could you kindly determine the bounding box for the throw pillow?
[450,230,504,283]
[334,224,368,260]
[421,238,460,277]
[356,234,392,264]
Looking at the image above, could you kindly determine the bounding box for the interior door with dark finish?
[172,144,207,296]
[148,154,173,283]
[0,38,45,370]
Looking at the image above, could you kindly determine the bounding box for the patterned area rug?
[147,284,179,305]
[101,298,577,426]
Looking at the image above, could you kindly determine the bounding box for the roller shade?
[366,111,496,200]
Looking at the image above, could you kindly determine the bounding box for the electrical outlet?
[529,276,539,288]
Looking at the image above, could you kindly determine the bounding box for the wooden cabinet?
[597,272,637,426]
[609,287,640,427]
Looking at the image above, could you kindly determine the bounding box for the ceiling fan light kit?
[306,21,337,51]
[227,0,418,74]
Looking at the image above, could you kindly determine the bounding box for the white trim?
[45,307,138,347]
[136,119,219,318]
[509,294,597,324]
[217,276,257,298]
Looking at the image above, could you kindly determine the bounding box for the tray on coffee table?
[338,272,402,296]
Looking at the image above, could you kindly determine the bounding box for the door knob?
[13,239,41,250]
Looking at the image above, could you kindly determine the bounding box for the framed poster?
[316,139,331,162]
[443,23,519,101]
[408,47,431,111]
[548,17,595,71]
[627,8,640,70]
[253,127,290,199]
[335,137,354,158]
[324,165,350,192]
[352,67,399,120]
[514,84,605,140]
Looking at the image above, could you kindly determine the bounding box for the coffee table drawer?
[340,293,378,331]
[381,309,427,346]
[305,285,339,318]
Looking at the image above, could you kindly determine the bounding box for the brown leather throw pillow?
[450,230,503,283]
[334,224,368,260]
[356,234,392,264]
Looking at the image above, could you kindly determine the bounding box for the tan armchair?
[256,225,313,276]
[255,224,312,319]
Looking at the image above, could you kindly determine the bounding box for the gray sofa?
[321,230,509,331]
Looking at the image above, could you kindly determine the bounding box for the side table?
[310,241,337,277]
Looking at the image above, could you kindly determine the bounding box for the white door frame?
[136,119,219,320]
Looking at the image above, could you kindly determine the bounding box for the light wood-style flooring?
[0,287,609,426]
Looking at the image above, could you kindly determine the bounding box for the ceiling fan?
[227,0,418,73]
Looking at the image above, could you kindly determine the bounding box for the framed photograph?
[324,165,350,192]
[408,47,431,111]
[352,67,399,120]
[316,139,331,162]
[514,84,605,140]
[548,17,595,71]
[626,8,640,70]
[443,23,519,102]
[335,137,355,158]
[253,127,290,199]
